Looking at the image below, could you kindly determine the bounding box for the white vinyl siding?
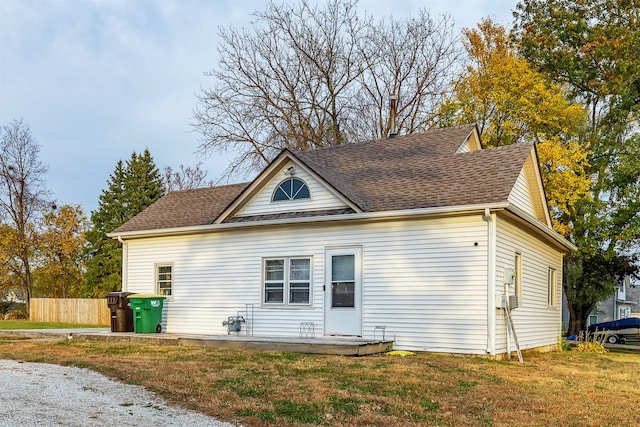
[235,161,349,217]
[455,141,471,153]
[456,132,481,153]
[495,216,563,353]
[124,215,489,353]
[508,168,536,217]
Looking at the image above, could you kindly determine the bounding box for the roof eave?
[108,202,511,240]
[504,204,577,252]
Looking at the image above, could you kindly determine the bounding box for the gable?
[508,168,536,216]
[508,150,551,225]
[234,160,351,218]
[455,127,482,153]
[215,150,362,223]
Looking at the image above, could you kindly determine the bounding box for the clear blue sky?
[0,0,516,214]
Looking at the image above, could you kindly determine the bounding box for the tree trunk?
[567,305,589,336]
[22,255,32,317]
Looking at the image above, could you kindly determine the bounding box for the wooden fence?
[30,298,110,325]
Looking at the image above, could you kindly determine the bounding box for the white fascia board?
[108,202,510,240]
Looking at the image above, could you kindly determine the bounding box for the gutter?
[108,202,511,240]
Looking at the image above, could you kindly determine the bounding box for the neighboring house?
[590,275,639,324]
[630,278,640,318]
[109,124,575,356]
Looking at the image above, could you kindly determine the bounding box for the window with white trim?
[547,267,557,307]
[272,178,310,202]
[156,264,172,296]
[263,258,311,305]
[515,252,523,303]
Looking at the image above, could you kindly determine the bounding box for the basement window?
[272,178,310,202]
[263,258,311,306]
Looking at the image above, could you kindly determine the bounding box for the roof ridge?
[294,123,478,156]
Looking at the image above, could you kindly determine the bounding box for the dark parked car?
[587,317,640,344]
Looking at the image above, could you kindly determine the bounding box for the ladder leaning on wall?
[504,302,523,363]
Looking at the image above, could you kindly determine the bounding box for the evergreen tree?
[125,149,164,216]
[84,150,163,297]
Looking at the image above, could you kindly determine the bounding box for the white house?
[109,124,575,356]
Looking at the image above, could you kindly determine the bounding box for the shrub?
[573,329,608,353]
[575,341,607,353]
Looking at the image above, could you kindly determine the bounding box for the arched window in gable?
[272,178,310,202]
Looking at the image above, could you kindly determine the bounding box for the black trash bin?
[106,292,135,332]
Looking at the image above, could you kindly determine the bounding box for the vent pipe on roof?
[388,94,398,139]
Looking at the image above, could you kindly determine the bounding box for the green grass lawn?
[0,320,106,330]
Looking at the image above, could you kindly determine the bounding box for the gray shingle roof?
[113,124,534,234]
[113,183,249,233]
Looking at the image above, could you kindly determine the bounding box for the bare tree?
[354,10,460,139]
[164,163,215,192]
[193,0,460,178]
[0,119,50,313]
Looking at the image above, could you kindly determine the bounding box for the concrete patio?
[1,328,393,356]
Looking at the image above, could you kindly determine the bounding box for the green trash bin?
[128,294,166,334]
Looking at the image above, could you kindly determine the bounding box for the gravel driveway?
[0,360,237,426]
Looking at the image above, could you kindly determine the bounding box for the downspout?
[117,235,128,292]
[484,208,497,355]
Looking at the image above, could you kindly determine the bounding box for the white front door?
[324,247,362,336]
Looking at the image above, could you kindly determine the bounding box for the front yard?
[0,336,638,426]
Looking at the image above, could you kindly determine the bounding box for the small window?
[263,257,311,305]
[547,268,557,307]
[514,253,523,303]
[272,178,310,201]
[156,265,172,296]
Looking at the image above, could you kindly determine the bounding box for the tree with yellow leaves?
[440,19,590,236]
[32,205,88,298]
